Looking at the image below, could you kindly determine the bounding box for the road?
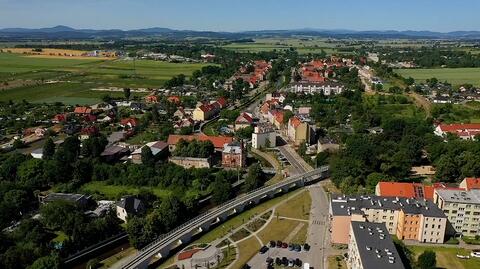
[114,168,328,269]
[276,143,329,269]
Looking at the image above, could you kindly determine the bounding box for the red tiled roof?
[167,134,234,149]
[120,118,139,127]
[216,97,228,108]
[74,106,92,114]
[439,123,480,132]
[198,104,212,113]
[273,110,285,124]
[236,112,253,124]
[464,178,480,190]
[289,116,302,128]
[168,96,181,104]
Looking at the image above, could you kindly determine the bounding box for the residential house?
[252,123,276,149]
[434,123,480,140]
[222,141,246,168]
[116,196,145,223]
[130,141,169,164]
[234,112,253,130]
[459,178,480,191]
[101,145,130,163]
[79,126,99,140]
[317,138,340,153]
[74,106,92,115]
[145,95,159,103]
[287,116,312,145]
[120,118,139,129]
[52,114,68,123]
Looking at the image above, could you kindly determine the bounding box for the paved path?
[277,142,330,269]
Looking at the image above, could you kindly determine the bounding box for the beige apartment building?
[348,221,405,269]
[433,189,480,237]
[330,195,447,244]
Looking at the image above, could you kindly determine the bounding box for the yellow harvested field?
[0,48,115,59]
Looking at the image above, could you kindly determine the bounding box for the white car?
[471,250,480,258]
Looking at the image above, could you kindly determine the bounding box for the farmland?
[222,37,343,54]
[395,67,480,86]
[0,52,212,103]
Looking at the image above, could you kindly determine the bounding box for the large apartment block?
[433,189,480,237]
[330,195,447,244]
[348,221,405,269]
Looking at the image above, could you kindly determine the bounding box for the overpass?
[115,166,329,269]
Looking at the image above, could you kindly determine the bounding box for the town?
[2,2,480,269]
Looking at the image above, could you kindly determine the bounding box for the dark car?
[267,264,274,269]
[282,242,288,248]
[260,246,269,254]
[275,257,282,265]
[288,243,294,251]
[303,243,310,251]
[295,258,302,267]
[266,257,273,264]
[295,244,301,252]
[242,264,251,269]
[269,240,276,247]
[277,240,283,247]
[282,257,288,266]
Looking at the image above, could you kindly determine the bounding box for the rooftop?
[435,189,480,204]
[351,221,405,269]
[331,195,446,218]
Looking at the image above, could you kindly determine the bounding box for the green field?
[395,67,480,86]
[408,245,480,269]
[80,181,171,200]
[222,37,340,54]
[0,52,212,103]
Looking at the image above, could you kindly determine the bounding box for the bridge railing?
[127,166,329,266]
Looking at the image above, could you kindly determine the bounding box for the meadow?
[395,67,480,86]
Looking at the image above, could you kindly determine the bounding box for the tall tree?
[123,88,131,100]
[42,137,55,160]
[417,250,436,269]
[141,146,155,166]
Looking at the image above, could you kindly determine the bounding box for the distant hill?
[1,25,480,40]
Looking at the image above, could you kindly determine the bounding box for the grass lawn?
[100,247,137,269]
[408,245,480,269]
[51,231,68,243]
[193,189,303,244]
[395,67,480,87]
[230,237,261,269]
[327,255,347,269]
[275,190,311,220]
[80,181,171,200]
[290,223,308,244]
[432,104,480,123]
[257,218,301,243]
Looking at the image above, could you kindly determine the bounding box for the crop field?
[395,67,480,86]
[0,82,120,104]
[223,37,340,54]
[0,53,212,102]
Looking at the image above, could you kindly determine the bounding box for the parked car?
[288,243,294,251]
[277,240,283,247]
[260,246,269,254]
[275,257,282,265]
[295,258,303,267]
[269,240,276,247]
[282,242,288,248]
[295,244,302,252]
[303,243,310,251]
[471,250,480,258]
[242,264,251,269]
[288,259,294,267]
[266,257,273,264]
[282,257,288,266]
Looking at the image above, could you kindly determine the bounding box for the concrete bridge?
[116,166,329,269]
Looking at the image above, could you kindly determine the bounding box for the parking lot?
[247,242,311,269]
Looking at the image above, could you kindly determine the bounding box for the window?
[444,210,450,214]
[466,204,472,209]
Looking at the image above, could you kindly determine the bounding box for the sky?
[0,0,479,32]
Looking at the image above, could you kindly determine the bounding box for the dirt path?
[283,223,305,243]
[409,92,432,117]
